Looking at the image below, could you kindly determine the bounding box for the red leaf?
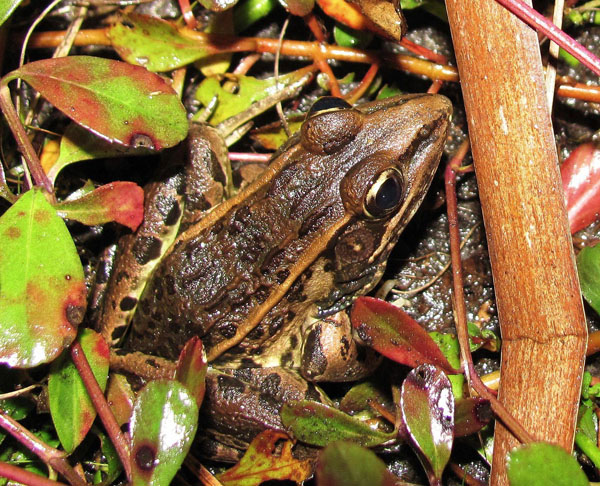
[56,182,144,231]
[561,143,600,233]
[175,337,207,408]
[351,297,459,374]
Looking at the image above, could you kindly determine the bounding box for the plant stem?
[70,342,131,481]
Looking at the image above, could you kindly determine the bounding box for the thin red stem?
[70,342,131,480]
[495,0,600,76]
[0,462,68,486]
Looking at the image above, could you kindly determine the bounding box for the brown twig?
[445,0,588,484]
[26,28,600,103]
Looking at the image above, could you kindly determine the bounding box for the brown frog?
[98,93,451,456]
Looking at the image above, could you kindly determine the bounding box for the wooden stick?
[444,1,588,484]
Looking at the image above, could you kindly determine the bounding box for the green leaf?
[55,182,144,231]
[130,381,198,486]
[401,365,453,483]
[281,400,395,447]
[351,297,458,374]
[196,71,308,125]
[6,56,188,150]
[109,13,210,72]
[578,244,600,315]
[48,329,109,453]
[0,189,85,367]
[506,442,588,486]
[0,0,23,27]
[316,441,397,486]
[217,430,312,486]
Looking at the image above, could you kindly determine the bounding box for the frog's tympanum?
[97,93,452,457]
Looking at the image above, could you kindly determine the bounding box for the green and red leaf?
[316,441,397,486]
[6,56,188,150]
[55,182,144,231]
[0,189,86,367]
[351,297,458,374]
[175,337,208,408]
[109,14,210,72]
[281,400,395,447]
[130,380,198,486]
[400,365,454,484]
[217,430,312,486]
[48,329,109,453]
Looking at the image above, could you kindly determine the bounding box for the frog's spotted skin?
[107,94,451,373]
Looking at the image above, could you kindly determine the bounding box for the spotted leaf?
[5,56,188,150]
[281,400,395,447]
[49,329,109,453]
[109,14,210,72]
[400,364,454,484]
[217,430,312,486]
[130,380,198,486]
[351,297,458,374]
[0,189,85,367]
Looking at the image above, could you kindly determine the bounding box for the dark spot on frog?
[356,323,373,345]
[66,304,85,326]
[301,325,328,379]
[323,261,334,273]
[164,275,176,295]
[218,375,247,402]
[132,236,162,265]
[247,324,265,340]
[268,316,284,336]
[340,336,350,359]
[111,325,127,342]
[259,373,282,396]
[239,357,258,368]
[134,443,156,471]
[119,296,137,311]
[116,270,128,284]
[163,203,182,226]
[218,322,238,339]
[258,391,280,412]
[280,351,294,367]
[289,335,298,350]
[272,269,288,285]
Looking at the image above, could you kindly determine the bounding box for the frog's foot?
[301,311,381,382]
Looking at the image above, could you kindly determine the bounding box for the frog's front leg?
[97,123,231,346]
[301,310,381,382]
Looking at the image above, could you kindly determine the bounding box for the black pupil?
[375,176,401,210]
[309,96,351,114]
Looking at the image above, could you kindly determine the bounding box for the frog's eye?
[308,97,352,116]
[364,168,404,219]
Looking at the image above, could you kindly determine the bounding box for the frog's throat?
[206,213,353,362]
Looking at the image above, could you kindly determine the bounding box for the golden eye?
[364,168,404,219]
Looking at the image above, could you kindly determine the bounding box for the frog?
[97,93,451,457]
